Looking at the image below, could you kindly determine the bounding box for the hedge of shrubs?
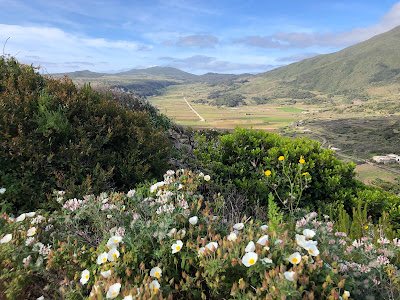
[0,57,171,213]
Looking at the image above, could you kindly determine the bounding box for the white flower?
[167,228,177,237]
[303,229,316,238]
[25,237,34,246]
[227,232,237,241]
[127,189,136,197]
[107,248,120,262]
[288,252,302,265]
[37,296,44,300]
[26,212,36,217]
[198,247,206,256]
[260,257,273,264]
[106,236,123,248]
[343,291,350,299]
[177,229,186,239]
[80,269,90,284]
[150,266,162,278]
[149,280,160,293]
[205,242,218,251]
[171,240,183,253]
[260,225,268,231]
[242,252,258,267]
[307,245,320,257]
[97,252,108,265]
[302,240,318,250]
[245,241,255,252]
[204,175,210,181]
[0,187,6,194]
[0,234,12,244]
[233,223,244,230]
[256,235,269,246]
[296,234,307,247]
[189,216,198,225]
[123,296,133,300]
[274,239,283,245]
[101,270,112,278]
[16,213,26,222]
[27,227,36,237]
[284,271,295,281]
[198,172,204,177]
[106,283,121,299]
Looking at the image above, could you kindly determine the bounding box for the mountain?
[258,25,400,93]
[115,66,197,80]
[52,70,106,79]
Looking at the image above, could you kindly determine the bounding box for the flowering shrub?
[1,170,400,299]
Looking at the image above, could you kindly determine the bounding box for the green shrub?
[192,127,359,213]
[0,57,171,213]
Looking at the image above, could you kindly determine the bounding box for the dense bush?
[0,57,171,213]
[1,170,399,299]
[192,127,359,212]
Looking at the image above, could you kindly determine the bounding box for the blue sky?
[0,0,399,74]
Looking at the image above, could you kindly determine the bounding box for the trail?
[182,94,205,122]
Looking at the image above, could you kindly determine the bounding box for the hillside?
[258,25,400,93]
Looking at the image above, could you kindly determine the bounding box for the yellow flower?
[302,172,309,176]
[299,158,305,164]
[264,170,271,176]
[364,225,368,229]
[278,156,284,161]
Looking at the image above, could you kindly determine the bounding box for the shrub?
[192,127,359,213]
[1,170,399,299]
[0,57,171,213]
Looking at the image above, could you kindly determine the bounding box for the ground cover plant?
[1,169,400,299]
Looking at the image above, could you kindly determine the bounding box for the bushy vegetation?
[0,57,171,213]
[1,170,399,299]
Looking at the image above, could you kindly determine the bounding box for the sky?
[0,0,400,75]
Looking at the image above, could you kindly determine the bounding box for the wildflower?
[260,257,273,264]
[107,248,120,262]
[26,212,36,217]
[233,223,244,230]
[343,291,350,299]
[0,234,12,244]
[16,213,26,222]
[377,238,390,244]
[27,227,36,237]
[127,189,136,197]
[307,245,320,256]
[171,240,183,253]
[264,170,271,176]
[189,216,198,225]
[257,235,268,246]
[149,280,160,293]
[150,267,162,278]
[299,158,305,164]
[302,229,315,238]
[260,225,268,231]
[278,156,284,161]
[227,232,237,241]
[242,252,258,267]
[288,252,301,265]
[101,270,112,278]
[198,247,206,256]
[284,271,295,281]
[274,239,283,245]
[22,255,31,266]
[167,228,177,237]
[97,252,108,265]
[123,296,133,300]
[106,283,121,299]
[204,175,211,181]
[245,241,255,252]
[0,187,5,194]
[80,269,90,285]
[37,296,44,300]
[302,172,309,176]
[106,236,123,248]
[206,242,218,251]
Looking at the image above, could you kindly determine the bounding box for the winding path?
[182,93,205,122]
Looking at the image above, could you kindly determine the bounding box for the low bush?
[1,170,399,299]
[0,57,171,213]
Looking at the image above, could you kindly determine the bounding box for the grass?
[276,107,304,112]
[355,163,398,184]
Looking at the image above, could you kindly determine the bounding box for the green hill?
[115,66,197,80]
[52,69,106,79]
[257,25,400,93]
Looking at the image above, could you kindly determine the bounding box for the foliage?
[1,170,399,299]
[0,57,171,213]
[192,127,359,213]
